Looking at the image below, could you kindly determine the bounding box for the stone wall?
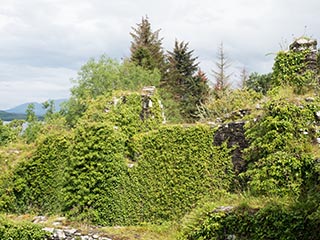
[289,37,318,73]
[213,121,248,174]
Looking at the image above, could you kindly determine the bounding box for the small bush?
[178,199,320,240]
[0,215,49,240]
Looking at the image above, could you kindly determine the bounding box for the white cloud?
[0,0,320,109]
[0,63,75,109]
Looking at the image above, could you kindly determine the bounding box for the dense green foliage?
[245,72,273,95]
[198,89,262,122]
[178,199,320,240]
[272,49,317,93]
[63,56,161,126]
[63,121,128,224]
[61,110,233,225]
[22,103,42,143]
[0,216,49,240]
[130,16,166,75]
[242,96,320,196]
[0,120,22,146]
[164,41,209,122]
[126,125,234,223]
[82,91,163,139]
[0,127,70,213]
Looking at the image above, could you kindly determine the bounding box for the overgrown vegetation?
[0,18,320,239]
[272,49,318,93]
[0,215,49,240]
[178,194,320,240]
[0,91,234,227]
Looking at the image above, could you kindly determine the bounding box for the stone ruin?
[289,37,319,73]
[140,86,166,123]
[213,121,249,175]
[140,86,156,121]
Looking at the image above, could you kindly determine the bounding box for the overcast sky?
[1,0,320,110]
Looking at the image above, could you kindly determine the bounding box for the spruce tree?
[165,40,209,122]
[130,16,165,74]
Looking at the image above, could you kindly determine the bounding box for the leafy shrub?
[272,49,317,93]
[178,199,320,240]
[245,72,273,95]
[82,91,163,140]
[242,97,320,196]
[0,127,71,214]
[0,215,49,240]
[0,120,21,146]
[198,89,262,122]
[62,120,128,225]
[126,124,234,223]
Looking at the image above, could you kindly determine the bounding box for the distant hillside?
[4,99,67,116]
[0,110,26,121]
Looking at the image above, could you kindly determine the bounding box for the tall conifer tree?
[130,17,165,75]
[165,40,209,122]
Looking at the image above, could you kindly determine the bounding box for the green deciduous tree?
[62,56,161,126]
[26,104,37,123]
[42,100,54,119]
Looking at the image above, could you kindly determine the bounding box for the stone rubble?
[43,227,112,240]
[33,216,112,240]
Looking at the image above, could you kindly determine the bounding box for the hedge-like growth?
[242,97,320,196]
[125,125,234,223]
[0,128,71,214]
[272,49,317,93]
[0,90,234,226]
[0,215,49,240]
[63,121,128,225]
[178,200,320,240]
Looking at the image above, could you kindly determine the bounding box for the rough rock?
[43,227,113,240]
[213,206,234,213]
[289,37,318,73]
[32,215,47,223]
[213,121,248,174]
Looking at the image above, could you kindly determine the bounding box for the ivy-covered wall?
[178,200,320,240]
[0,91,235,226]
[63,121,128,225]
[0,127,71,214]
[242,97,320,196]
[125,125,234,224]
[272,48,318,93]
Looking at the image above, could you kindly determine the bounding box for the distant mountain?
[4,99,67,116]
[0,110,27,121]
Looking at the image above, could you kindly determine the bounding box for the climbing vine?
[272,49,317,93]
[242,98,320,196]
